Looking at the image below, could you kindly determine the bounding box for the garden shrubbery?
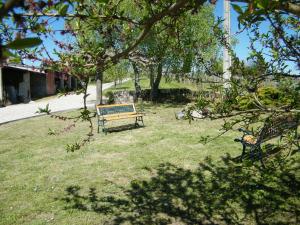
[237,82,300,110]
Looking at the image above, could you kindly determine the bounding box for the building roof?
[2,63,46,74]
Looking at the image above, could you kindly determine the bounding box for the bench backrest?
[257,114,299,143]
[96,103,136,117]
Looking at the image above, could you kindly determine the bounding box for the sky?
[214,1,298,74]
[214,0,250,60]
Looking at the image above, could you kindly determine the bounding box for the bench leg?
[240,144,246,161]
[250,145,258,161]
[134,116,144,127]
[135,117,139,127]
[257,146,265,168]
[99,120,107,134]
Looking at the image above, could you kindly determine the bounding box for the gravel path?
[0,81,117,124]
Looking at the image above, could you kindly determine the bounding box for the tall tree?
[135,4,219,101]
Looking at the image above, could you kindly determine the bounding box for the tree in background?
[104,60,129,86]
[133,4,219,101]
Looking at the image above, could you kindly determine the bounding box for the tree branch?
[0,0,21,20]
[106,0,190,65]
[229,0,300,17]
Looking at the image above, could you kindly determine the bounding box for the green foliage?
[236,83,300,110]
[258,86,280,106]
[47,128,57,136]
[236,94,255,110]
[58,4,69,16]
[36,103,51,115]
[66,143,81,152]
[105,91,115,104]
[5,37,42,49]
[195,94,210,110]
[103,60,130,83]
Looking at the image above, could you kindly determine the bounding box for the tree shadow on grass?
[61,155,300,224]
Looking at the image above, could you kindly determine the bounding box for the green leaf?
[1,48,21,63]
[232,4,243,14]
[259,0,269,9]
[9,56,21,63]
[5,38,42,50]
[2,48,16,57]
[59,4,69,16]
[97,0,109,4]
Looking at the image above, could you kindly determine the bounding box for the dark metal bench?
[96,103,144,134]
[234,113,300,165]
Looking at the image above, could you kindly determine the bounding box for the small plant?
[106,91,115,104]
[47,128,57,135]
[36,104,51,114]
[66,143,81,152]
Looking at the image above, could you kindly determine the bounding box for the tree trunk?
[149,65,154,89]
[151,63,163,101]
[132,62,141,101]
[132,62,139,90]
[96,71,103,105]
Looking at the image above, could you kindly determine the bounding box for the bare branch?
[0,0,21,20]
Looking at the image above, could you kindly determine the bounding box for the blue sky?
[214,1,298,73]
[214,0,250,60]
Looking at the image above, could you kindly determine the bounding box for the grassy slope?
[0,104,299,224]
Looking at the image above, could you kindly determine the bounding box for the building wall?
[30,72,47,98]
[46,72,56,95]
[18,72,31,102]
[2,67,24,104]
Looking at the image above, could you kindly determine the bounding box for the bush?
[257,86,281,107]
[236,94,255,110]
[105,91,115,104]
[236,85,299,110]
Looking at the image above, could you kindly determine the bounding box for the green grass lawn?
[104,78,200,95]
[0,104,299,224]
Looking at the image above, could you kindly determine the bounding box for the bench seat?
[103,113,144,121]
[96,103,144,133]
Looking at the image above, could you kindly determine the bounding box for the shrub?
[105,91,115,104]
[236,94,255,110]
[236,85,299,110]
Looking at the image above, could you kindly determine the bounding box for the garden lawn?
[104,77,199,95]
[0,104,299,224]
[0,104,236,224]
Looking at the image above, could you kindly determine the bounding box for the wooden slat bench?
[96,103,144,133]
[234,113,300,165]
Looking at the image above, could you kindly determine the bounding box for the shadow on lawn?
[104,124,145,133]
[61,155,300,225]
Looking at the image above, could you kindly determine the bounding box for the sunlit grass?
[0,104,298,224]
[0,104,241,224]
